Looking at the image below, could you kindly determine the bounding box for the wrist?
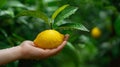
[0,46,23,65]
[13,46,23,60]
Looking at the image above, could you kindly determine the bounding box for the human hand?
[19,34,69,60]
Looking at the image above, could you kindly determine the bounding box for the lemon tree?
[17,4,89,49]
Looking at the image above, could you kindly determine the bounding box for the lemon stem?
[50,23,53,29]
[50,19,53,29]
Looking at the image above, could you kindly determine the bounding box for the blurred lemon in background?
[91,27,101,38]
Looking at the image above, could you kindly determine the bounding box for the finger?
[56,40,67,51]
[23,41,46,52]
[39,34,69,52]
[49,41,67,56]
[21,40,34,46]
[47,34,69,55]
[55,34,69,50]
[47,34,69,52]
[64,34,69,41]
[23,40,33,44]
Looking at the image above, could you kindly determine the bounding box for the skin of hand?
[20,34,69,59]
[0,34,69,65]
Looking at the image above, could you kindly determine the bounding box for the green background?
[0,0,120,67]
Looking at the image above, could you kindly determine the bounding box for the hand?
[19,34,69,60]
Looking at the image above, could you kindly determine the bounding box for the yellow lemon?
[91,27,101,38]
[34,30,64,49]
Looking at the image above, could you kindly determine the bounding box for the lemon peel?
[34,30,64,49]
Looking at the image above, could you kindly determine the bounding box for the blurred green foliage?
[0,0,120,67]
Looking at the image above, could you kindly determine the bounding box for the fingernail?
[65,34,69,37]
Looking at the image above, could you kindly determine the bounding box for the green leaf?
[54,6,78,23]
[0,8,14,17]
[52,4,69,20]
[58,23,89,32]
[114,14,120,36]
[16,10,49,24]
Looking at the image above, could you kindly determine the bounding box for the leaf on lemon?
[58,23,89,32]
[54,6,78,23]
[16,10,49,24]
[51,4,69,20]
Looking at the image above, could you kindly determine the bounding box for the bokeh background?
[0,0,120,67]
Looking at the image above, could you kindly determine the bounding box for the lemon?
[91,27,101,38]
[34,30,64,49]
